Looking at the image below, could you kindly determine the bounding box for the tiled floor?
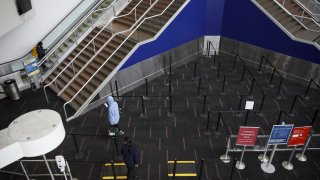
[0,53,320,179]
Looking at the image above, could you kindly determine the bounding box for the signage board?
[236,126,259,146]
[288,126,311,146]
[268,124,294,145]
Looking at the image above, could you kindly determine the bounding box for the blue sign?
[268,124,294,145]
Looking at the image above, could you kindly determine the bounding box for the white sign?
[245,101,254,110]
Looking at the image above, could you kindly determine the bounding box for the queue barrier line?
[105,163,126,166]
[168,173,197,177]
[167,160,195,163]
[102,175,127,179]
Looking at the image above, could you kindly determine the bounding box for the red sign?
[236,126,260,146]
[288,126,311,146]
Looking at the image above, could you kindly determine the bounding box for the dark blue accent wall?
[221,0,320,64]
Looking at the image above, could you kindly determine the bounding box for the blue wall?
[221,0,320,64]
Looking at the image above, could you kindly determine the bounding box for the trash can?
[4,79,21,100]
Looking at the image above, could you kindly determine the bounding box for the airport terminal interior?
[0,0,320,179]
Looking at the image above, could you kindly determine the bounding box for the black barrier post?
[140,96,147,119]
[200,94,207,118]
[204,109,211,135]
[311,109,319,126]
[111,161,117,180]
[197,77,202,96]
[167,95,173,117]
[276,109,284,125]
[229,158,237,180]
[214,111,222,136]
[173,158,177,179]
[247,78,255,99]
[110,83,114,97]
[221,75,226,95]
[198,159,204,180]
[113,136,120,156]
[286,95,298,117]
[115,81,122,101]
[216,62,221,81]
[212,51,217,69]
[256,93,266,117]
[72,134,83,159]
[235,95,244,117]
[303,79,312,100]
[244,110,250,126]
[258,56,264,74]
[193,61,197,79]
[143,79,151,100]
[230,54,238,72]
[276,77,283,99]
[168,79,172,97]
[169,55,172,78]
[267,68,276,88]
[240,66,246,83]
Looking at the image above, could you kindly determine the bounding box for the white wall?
[0,0,81,63]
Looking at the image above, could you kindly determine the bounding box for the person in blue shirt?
[105,96,124,136]
[36,42,46,60]
[121,136,140,179]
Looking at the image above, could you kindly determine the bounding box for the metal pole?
[231,54,237,72]
[258,140,269,163]
[20,161,30,180]
[168,79,172,96]
[169,55,172,78]
[282,146,296,170]
[221,75,226,95]
[296,135,312,161]
[244,110,250,126]
[143,79,150,100]
[212,51,217,69]
[240,66,246,83]
[247,78,255,99]
[216,62,221,81]
[235,95,244,118]
[256,93,266,117]
[197,77,202,96]
[215,111,221,131]
[173,158,177,179]
[303,79,312,99]
[43,154,55,180]
[276,77,283,99]
[200,94,207,118]
[115,81,121,101]
[220,136,231,163]
[286,95,298,117]
[204,109,211,135]
[140,96,147,119]
[268,68,276,88]
[311,109,319,126]
[258,56,264,73]
[198,159,204,179]
[193,61,197,79]
[276,109,284,125]
[236,146,246,170]
[167,95,173,117]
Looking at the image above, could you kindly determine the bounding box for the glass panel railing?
[295,0,320,21]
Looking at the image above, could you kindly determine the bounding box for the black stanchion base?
[247,95,254,100]
[256,112,264,117]
[200,113,207,119]
[115,97,122,101]
[285,111,296,117]
[267,84,275,88]
[229,68,237,73]
[74,152,84,160]
[167,112,174,118]
[302,96,310,100]
[221,92,227,95]
[143,96,151,100]
[234,113,243,118]
[140,113,148,119]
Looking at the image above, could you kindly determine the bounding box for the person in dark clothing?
[121,136,140,179]
[36,42,46,60]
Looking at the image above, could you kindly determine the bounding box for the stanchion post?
[113,136,120,156]
[143,79,151,100]
[282,146,296,170]
[311,109,319,126]
[275,77,283,99]
[247,78,255,99]
[276,109,284,125]
[204,109,211,135]
[197,77,202,96]
[168,79,172,97]
[267,68,276,88]
[212,51,217,69]
[286,95,298,117]
[303,79,312,100]
[296,134,312,161]
[193,61,197,79]
[72,134,83,159]
[240,66,246,83]
[258,140,269,163]
[200,94,207,118]
[230,54,238,72]
[235,95,244,118]
[256,93,266,117]
[216,62,221,81]
[115,81,122,101]
[167,95,173,117]
[173,158,177,179]
[214,111,222,136]
[258,56,264,73]
[198,158,204,180]
[140,96,147,119]
[169,55,172,78]
[260,145,277,173]
[244,110,250,126]
[221,75,226,95]
[111,161,117,180]
[236,146,246,170]
[220,136,231,163]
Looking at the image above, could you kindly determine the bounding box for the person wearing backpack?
[121,136,140,179]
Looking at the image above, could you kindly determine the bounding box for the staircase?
[252,0,320,49]
[43,0,189,120]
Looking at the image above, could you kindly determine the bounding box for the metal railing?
[62,0,185,119]
[294,0,320,21]
[43,0,152,101]
[275,0,320,32]
[38,0,123,79]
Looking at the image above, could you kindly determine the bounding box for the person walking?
[121,136,140,179]
[105,96,124,136]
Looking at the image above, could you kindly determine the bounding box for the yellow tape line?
[167,160,196,163]
[104,163,126,166]
[102,176,127,179]
[168,173,197,177]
